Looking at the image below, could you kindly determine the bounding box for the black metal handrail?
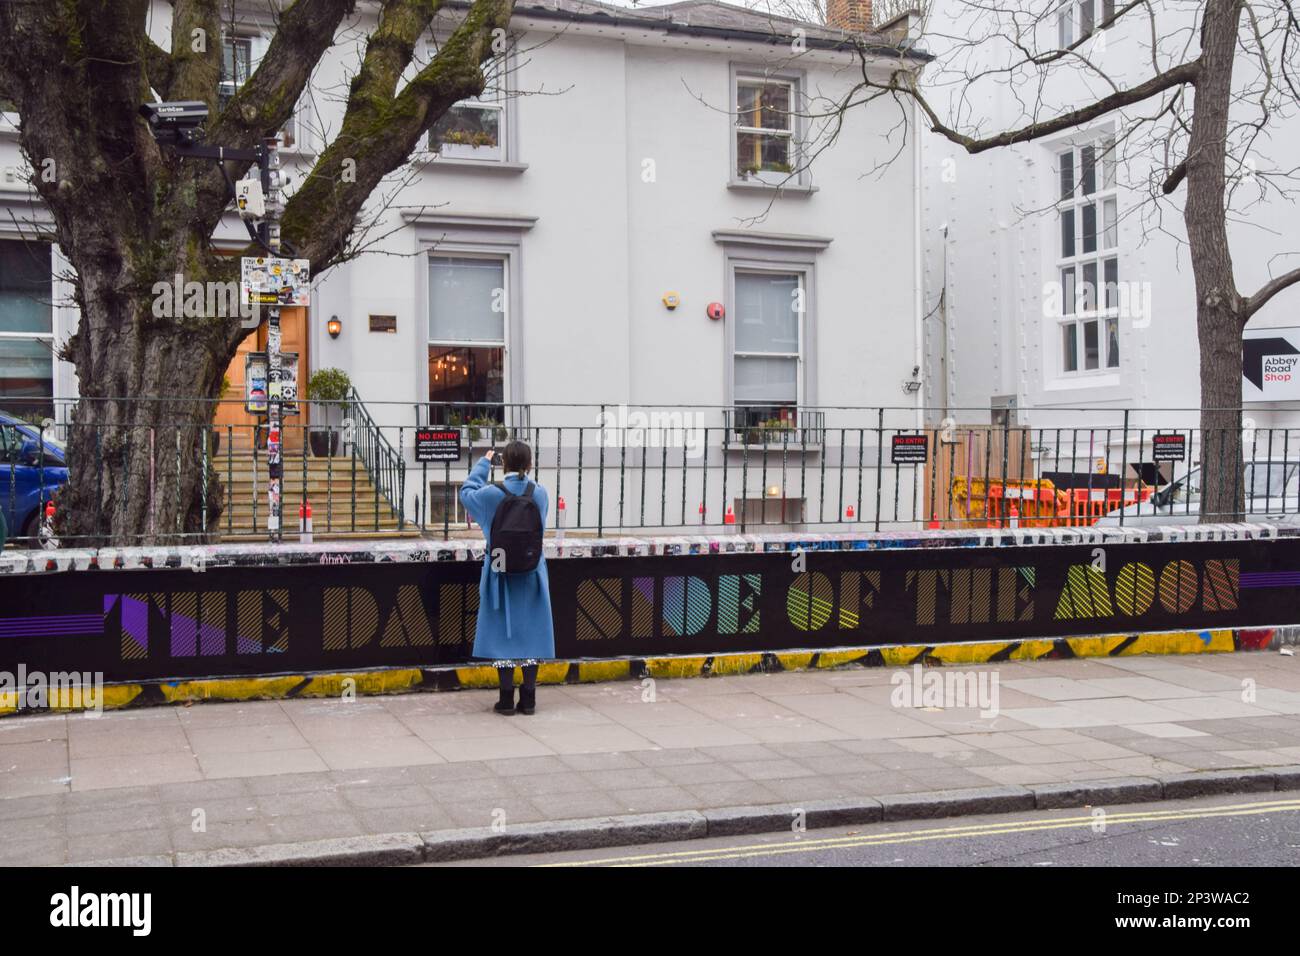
[344,388,405,528]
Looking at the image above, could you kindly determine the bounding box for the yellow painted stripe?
[0,627,1267,717]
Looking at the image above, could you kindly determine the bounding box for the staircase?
[211,449,417,540]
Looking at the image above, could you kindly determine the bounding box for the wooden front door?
[214,306,309,453]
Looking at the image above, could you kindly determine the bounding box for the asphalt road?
[437,791,1300,867]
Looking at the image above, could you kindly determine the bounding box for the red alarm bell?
[706,302,725,320]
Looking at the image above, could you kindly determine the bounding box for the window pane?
[1058,8,1073,46]
[432,104,501,150]
[1059,150,1074,199]
[736,132,791,176]
[0,240,52,334]
[1063,324,1078,372]
[428,257,505,343]
[1084,319,1099,369]
[428,345,503,405]
[0,339,53,411]
[1103,198,1117,248]
[1102,0,1115,20]
[1061,267,1076,316]
[1104,257,1119,309]
[1081,261,1098,312]
[220,38,251,88]
[1106,317,1119,367]
[734,355,797,404]
[735,273,799,353]
[1060,208,1075,257]
[1101,137,1116,187]
[1080,0,1095,38]
[737,81,791,131]
[1082,202,1097,253]
[1081,145,1096,194]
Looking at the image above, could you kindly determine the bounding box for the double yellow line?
[539,798,1300,866]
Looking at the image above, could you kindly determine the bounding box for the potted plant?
[306,367,351,456]
[760,416,795,443]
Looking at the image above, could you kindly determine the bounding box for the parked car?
[1096,461,1300,527]
[0,412,68,545]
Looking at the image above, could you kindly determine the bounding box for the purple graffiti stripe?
[165,608,227,657]
[0,614,102,637]
[1240,572,1300,588]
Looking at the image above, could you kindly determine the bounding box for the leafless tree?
[0,0,513,543]
[794,0,1300,521]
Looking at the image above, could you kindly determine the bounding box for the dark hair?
[501,440,532,474]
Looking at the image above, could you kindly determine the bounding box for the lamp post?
[140,101,294,542]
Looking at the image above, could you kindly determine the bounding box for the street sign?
[240,256,311,307]
[1243,326,1300,401]
[1152,433,1187,462]
[891,433,928,464]
[415,428,461,462]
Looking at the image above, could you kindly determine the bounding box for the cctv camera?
[139,101,209,146]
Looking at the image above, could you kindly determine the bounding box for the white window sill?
[1045,371,1122,391]
[728,180,817,197]
[415,153,528,174]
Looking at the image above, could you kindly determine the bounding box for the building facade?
[0,0,929,532]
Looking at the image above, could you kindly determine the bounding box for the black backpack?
[489,481,543,573]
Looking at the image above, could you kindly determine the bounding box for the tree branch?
[1244,266,1300,320]
[281,0,514,270]
[878,58,1201,155]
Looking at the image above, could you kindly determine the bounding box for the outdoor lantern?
[767,485,781,498]
[327,315,342,339]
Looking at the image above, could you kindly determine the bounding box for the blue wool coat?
[459,455,556,661]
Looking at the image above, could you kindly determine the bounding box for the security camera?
[139,101,209,146]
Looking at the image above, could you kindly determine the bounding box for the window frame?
[730,66,806,188]
[219,32,306,153]
[426,253,510,409]
[1057,0,1117,47]
[1053,134,1121,379]
[0,237,57,418]
[426,45,517,165]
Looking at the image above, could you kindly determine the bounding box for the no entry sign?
[415,428,461,463]
[891,433,929,464]
[1152,433,1187,462]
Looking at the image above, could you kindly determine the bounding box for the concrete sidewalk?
[2,650,1300,865]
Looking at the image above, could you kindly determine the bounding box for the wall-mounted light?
[327,315,342,339]
[766,485,781,498]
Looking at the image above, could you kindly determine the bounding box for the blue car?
[0,412,68,545]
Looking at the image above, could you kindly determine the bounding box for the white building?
[920,0,1300,448]
[0,0,934,533]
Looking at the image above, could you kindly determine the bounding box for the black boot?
[517,666,538,715]
[494,667,516,715]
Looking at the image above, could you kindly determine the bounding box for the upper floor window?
[429,54,508,162]
[0,239,54,419]
[1056,137,1119,376]
[219,34,299,149]
[734,75,798,185]
[1058,0,1116,46]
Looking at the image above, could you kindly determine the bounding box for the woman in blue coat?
[459,440,555,715]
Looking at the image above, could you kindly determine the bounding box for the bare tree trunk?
[1185,0,1247,522]
[57,284,231,546]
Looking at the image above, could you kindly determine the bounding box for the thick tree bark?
[1185,0,1247,522]
[0,0,513,545]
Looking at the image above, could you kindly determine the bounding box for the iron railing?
[5,401,1300,546]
